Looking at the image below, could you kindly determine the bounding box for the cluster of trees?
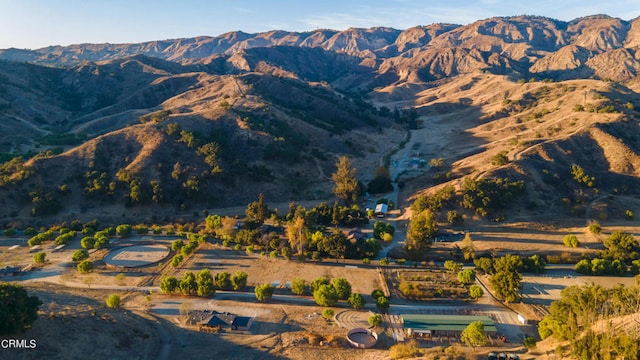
[0,284,41,335]
[474,254,546,303]
[538,284,640,359]
[160,270,247,297]
[575,231,640,276]
[288,277,368,310]
[461,177,525,218]
[373,221,395,242]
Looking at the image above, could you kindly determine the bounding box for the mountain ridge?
[3,14,640,225]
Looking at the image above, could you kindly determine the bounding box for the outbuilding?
[401,314,497,338]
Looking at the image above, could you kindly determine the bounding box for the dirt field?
[165,243,383,296]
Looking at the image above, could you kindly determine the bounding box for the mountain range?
[2,14,640,225]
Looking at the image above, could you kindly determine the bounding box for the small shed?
[375,203,388,217]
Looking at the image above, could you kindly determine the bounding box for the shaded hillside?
[0,68,396,224]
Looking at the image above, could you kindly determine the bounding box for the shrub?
[626,210,634,220]
[523,335,537,349]
[322,308,334,320]
[255,283,275,302]
[33,252,46,264]
[371,289,385,300]
[469,284,484,299]
[291,278,308,295]
[389,340,421,359]
[105,294,121,309]
[588,221,601,234]
[77,260,94,273]
[563,234,579,248]
[368,313,382,327]
[71,249,89,262]
[444,260,463,272]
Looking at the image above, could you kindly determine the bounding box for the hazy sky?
[1,0,640,49]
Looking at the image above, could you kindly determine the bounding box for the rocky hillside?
[3,14,640,225]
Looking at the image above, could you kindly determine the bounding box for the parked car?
[487,353,497,360]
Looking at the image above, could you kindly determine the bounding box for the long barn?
[401,314,497,338]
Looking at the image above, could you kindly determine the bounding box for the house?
[197,311,254,331]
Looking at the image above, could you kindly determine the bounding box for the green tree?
[160,276,178,294]
[80,236,96,249]
[105,294,121,309]
[115,224,132,237]
[71,249,89,262]
[245,193,270,225]
[0,284,42,335]
[368,313,382,327]
[331,278,352,300]
[371,289,385,301]
[77,260,94,273]
[205,214,222,232]
[460,233,475,260]
[376,296,390,313]
[171,239,184,252]
[313,284,339,307]
[444,260,463,272]
[563,234,579,248]
[474,257,494,274]
[405,209,437,252]
[348,293,366,310]
[291,278,308,295]
[322,308,334,320]
[460,321,486,348]
[331,156,359,205]
[33,252,46,264]
[215,272,232,290]
[255,283,275,302]
[311,276,330,292]
[196,269,215,297]
[490,254,523,302]
[469,284,484,299]
[231,271,248,291]
[179,272,198,296]
[457,269,476,285]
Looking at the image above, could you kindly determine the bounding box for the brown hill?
[3,14,640,225]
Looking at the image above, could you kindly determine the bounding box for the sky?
[1,0,640,50]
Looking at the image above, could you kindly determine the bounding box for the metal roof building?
[401,314,497,337]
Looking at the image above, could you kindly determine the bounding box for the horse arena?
[103,244,170,268]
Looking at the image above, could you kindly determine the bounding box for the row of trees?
[159,270,248,297]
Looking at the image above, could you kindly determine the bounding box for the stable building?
[401,314,497,338]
